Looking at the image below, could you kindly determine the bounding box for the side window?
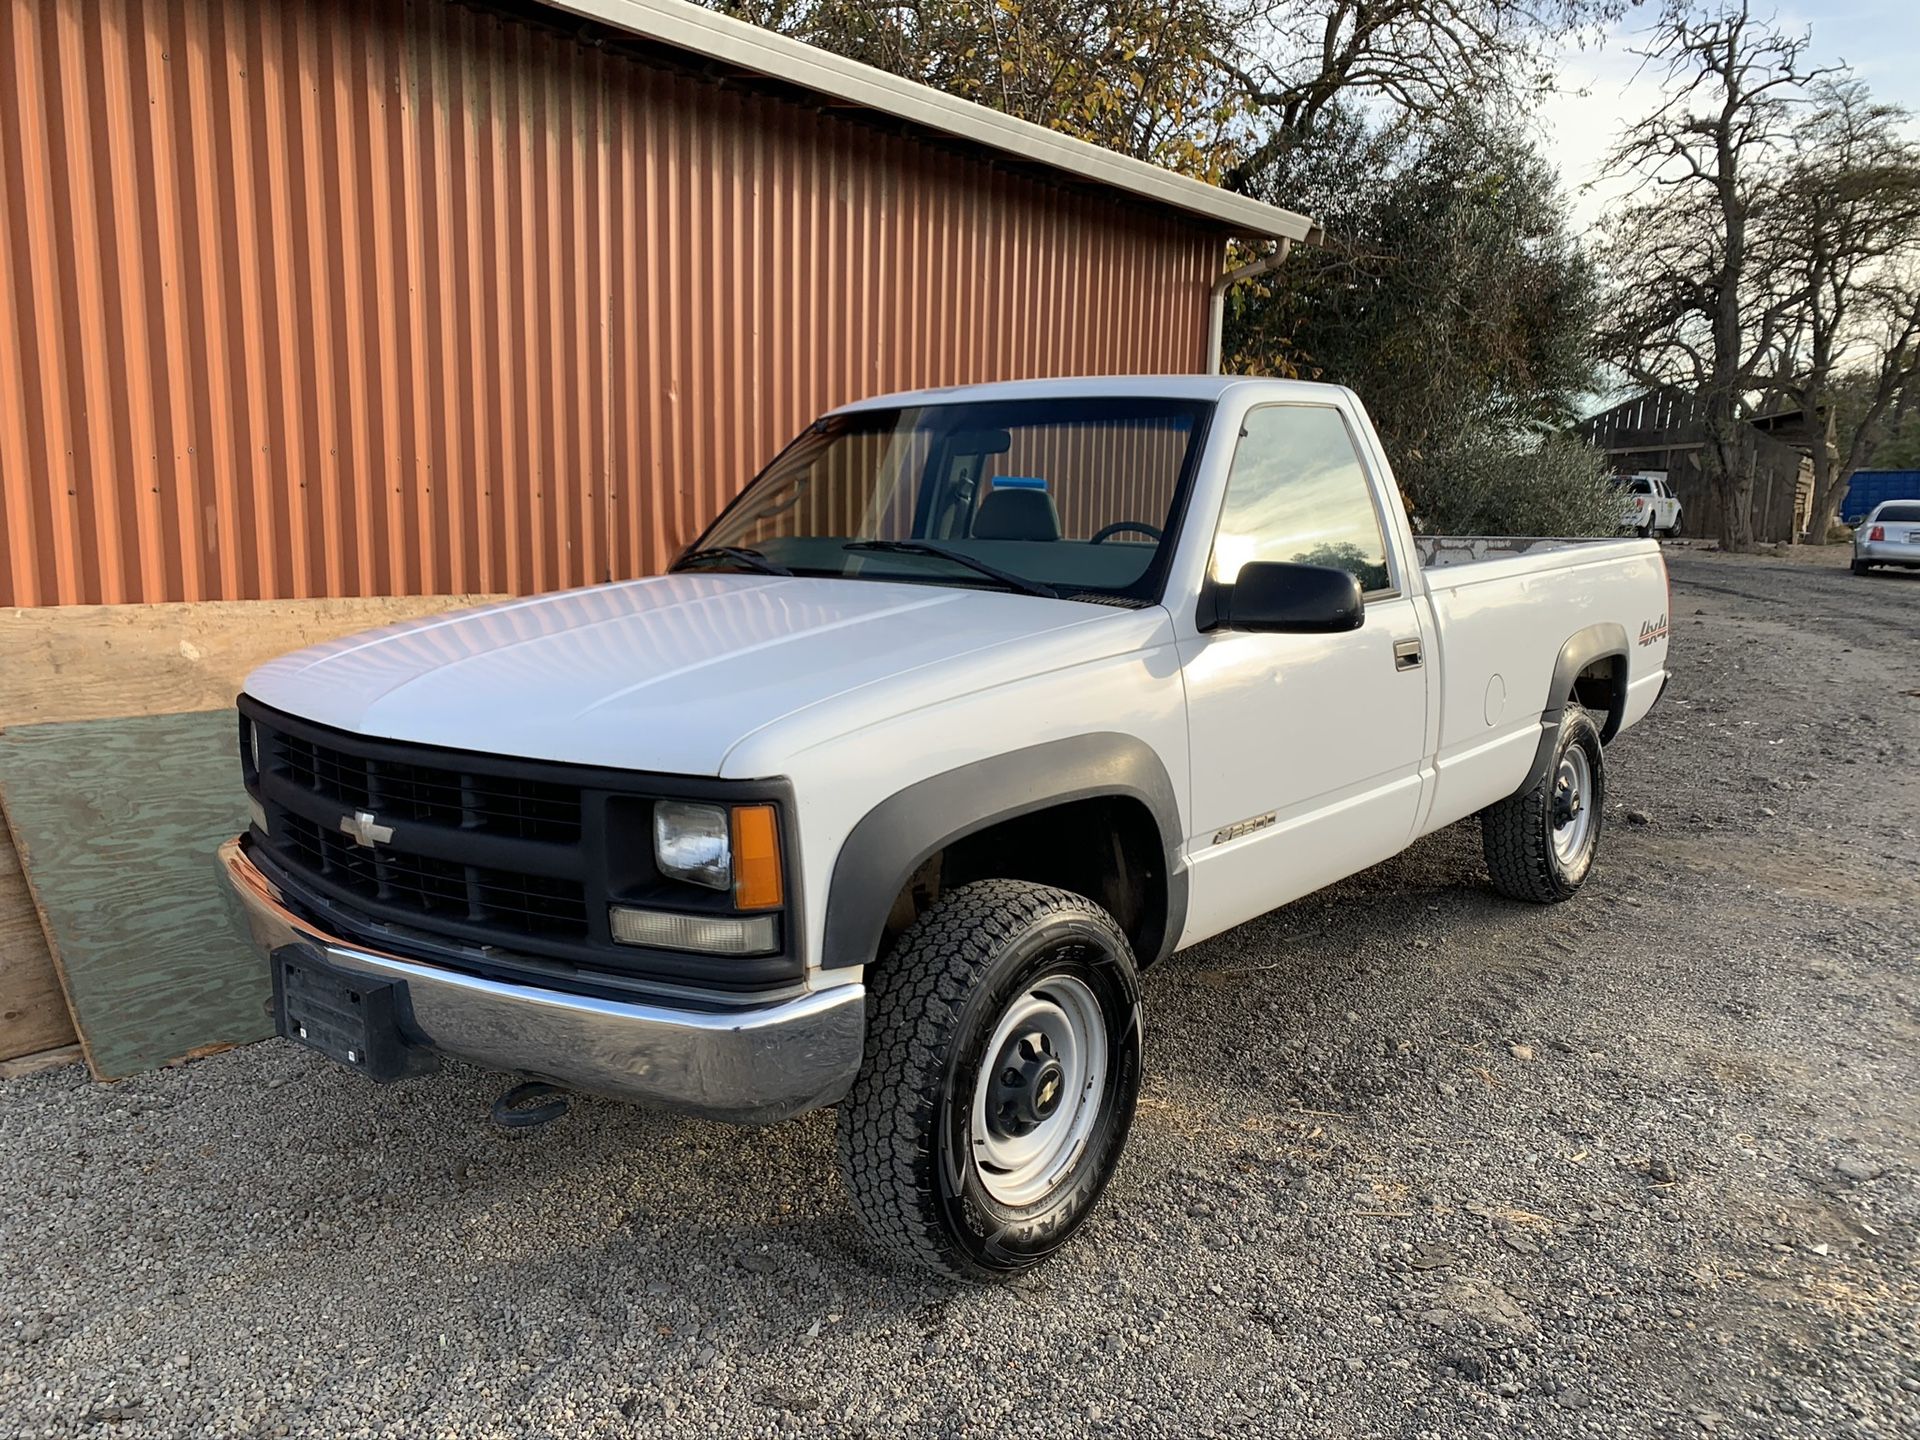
[1209,406,1392,595]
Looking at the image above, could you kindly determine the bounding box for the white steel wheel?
[836,879,1142,1280]
[969,975,1109,1208]
[1550,745,1596,868]
[1482,704,1606,904]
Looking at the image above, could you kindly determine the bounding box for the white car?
[1852,499,1920,575]
[221,376,1671,1279]
[1616,473,1682,537]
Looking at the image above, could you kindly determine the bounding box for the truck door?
[1175,402,1429,945]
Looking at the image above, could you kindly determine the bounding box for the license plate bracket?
[271,948,437,1083]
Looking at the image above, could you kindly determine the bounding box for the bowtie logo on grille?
[338,810,394,848]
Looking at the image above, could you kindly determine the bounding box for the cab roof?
[830,375,1350,412]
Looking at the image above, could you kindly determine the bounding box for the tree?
[1765,83,1920,539]
[1213,0,1602,194]
[707,0,1246,174]
[1850,347,1920,469]
[1593,0,1835,551]
[1225,109,1600,515]
[709,0,1612,183]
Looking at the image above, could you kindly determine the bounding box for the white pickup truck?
[1616,472,1683,537]
[221,376,1671,1279]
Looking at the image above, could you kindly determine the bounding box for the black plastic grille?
[237,696,803,995]
[277,733,580,842]
[275,812,587,938]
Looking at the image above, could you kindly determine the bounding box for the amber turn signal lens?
[730,804,782,910]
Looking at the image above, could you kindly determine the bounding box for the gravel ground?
[4,546,1916,1439]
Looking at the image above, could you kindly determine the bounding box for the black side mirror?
[1224,561,1365,633]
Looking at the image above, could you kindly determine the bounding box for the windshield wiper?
[843,540,1059,599]
[670,545,792,577]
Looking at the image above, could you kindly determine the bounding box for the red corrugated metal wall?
[0,0,1223,607]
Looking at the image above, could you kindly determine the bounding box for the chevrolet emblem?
[339,810,394,848]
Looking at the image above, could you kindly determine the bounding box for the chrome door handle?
[1393,639,1423,671]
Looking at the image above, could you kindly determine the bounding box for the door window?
[1209,406,1392,595]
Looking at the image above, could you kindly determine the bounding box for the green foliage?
[1226,108,1600,462]
[1870,422,1920,470]
[1831,361,1920,470]
[1401,434,1622,537]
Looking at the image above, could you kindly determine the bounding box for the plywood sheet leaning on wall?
[0,594,501,1064]
[0,710,265,1079]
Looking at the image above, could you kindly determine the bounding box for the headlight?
[239,716,261,775]
[653,801,730,890]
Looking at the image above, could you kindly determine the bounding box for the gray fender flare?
[823,732,1188,972]
[1526,622,1629,785]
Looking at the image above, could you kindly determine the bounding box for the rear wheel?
[1852,557,1871,576]
[1482,706,1606,903]
[836,880,1142,1280]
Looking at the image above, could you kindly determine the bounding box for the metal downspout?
[1206,238,1292,375]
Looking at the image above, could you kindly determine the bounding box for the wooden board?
[0,824,76,1059]
[0,594,503,729]
[0,711,266,1079]
[0,1043,83,1080]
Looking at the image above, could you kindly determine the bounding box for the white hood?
[244,575,1141,776]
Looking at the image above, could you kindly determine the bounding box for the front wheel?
[836,880,1142,1280]
[1482,706,1606,903]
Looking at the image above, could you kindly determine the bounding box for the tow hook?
[490,1080,571,1132]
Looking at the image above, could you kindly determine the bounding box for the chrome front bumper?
[219,839,864,1123]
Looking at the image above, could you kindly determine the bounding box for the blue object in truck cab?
[1841,470,1920,525]
[990,475,1048,490]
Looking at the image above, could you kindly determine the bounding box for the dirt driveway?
[3,546,1915,1439]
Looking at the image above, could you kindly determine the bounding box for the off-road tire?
[1482,705,1606,904]
[835,879,1142,1281]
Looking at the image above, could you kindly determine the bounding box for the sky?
[1536,0,1920,234]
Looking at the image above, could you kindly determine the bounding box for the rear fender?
[1523,623,1628,788]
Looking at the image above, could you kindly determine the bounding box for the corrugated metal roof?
[545,0,1317,244]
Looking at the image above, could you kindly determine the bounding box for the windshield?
[686,397,1211,603]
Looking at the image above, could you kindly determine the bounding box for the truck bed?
[1414,534,1639,568]
[1407,531,1669,840]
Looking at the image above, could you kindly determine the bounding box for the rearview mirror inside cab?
[1225,561,1365,633]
